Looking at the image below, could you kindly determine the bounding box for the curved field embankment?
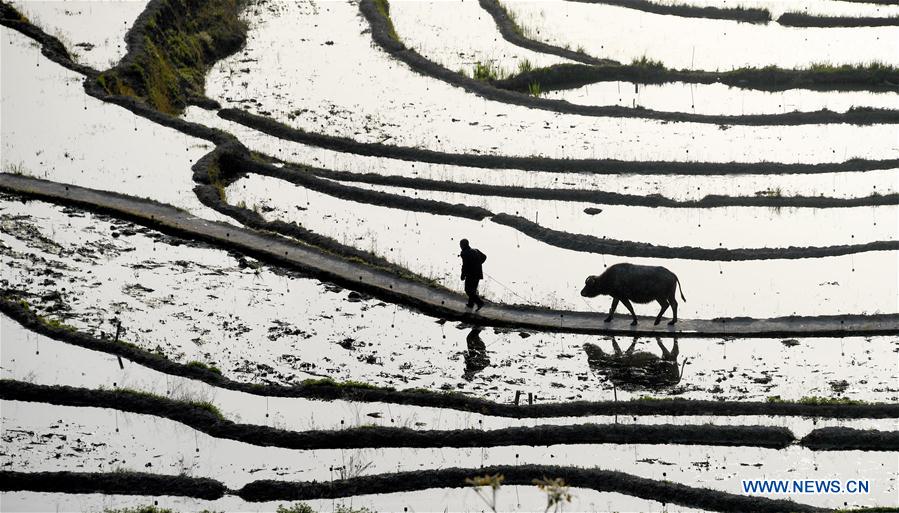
[205,152,899,262]
[490,213,899,261]
[479,0,899,94]
[0,380,811,449]
[777,12,899,27]
[801,427,899,451]
[306,166,899,209]
[566,0,899,27]
[0,467,827,511]
[0,470,227,499]
[363,0,899,125]
[566,0,771,23]
[220,108,899,175]
[4,297,899,418]
[237,465,827,512]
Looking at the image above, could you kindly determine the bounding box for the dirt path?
[3,173,898,338]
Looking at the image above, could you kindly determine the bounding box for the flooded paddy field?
[2,0,897,511]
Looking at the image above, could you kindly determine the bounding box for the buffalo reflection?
[583,336,686,391]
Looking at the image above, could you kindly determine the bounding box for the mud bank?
[310,166,899,209]
[0,467,824,511]
[490,213,899,261]
[237,156,493,221]
[94,0,246,114]
[4,175,899,338]
[494,63,899,98]
[219,108,899,175]
[568,0,771,22]
[222,156,899,261]
[236,465,825,511]
[4,296,898,419]
[777,12,899,27]
[801,427,899,451]
[0,470,227,499]
[0,380,808,450]
[363,0,899,125]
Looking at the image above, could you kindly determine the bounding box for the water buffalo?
[581,263,686,325]
[583,336,686,391]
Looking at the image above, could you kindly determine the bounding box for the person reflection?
[462,327,490,381]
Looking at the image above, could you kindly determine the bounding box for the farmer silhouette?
[459,238,486,311]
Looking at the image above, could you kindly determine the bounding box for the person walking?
[459,238,487,311]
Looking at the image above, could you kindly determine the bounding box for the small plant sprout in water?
[534,477,573,513]
[465,473,505,512]
[528,81,542,97]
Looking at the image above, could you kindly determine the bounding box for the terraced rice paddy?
[1,0,897,511]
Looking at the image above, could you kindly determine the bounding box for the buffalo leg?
[654,299,669,325]
[604,298,619,323]
[620,298,638,325]
[668,294,678,325]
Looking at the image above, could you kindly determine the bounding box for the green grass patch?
[96,0,247,114]
[116,387,225,419]
[301,377,394,391]
[373,0,400,42]
[186,360,222,375]
[766,395,867,406]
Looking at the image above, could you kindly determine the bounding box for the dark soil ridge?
[237,465,827,512]
[219,154,899,262]
[307,165,899,209]
[495,63,899,98]
[801,426,899,451]
[0,467,826,512]
[777,12,899,27]
[491,212,899,261]
[566,0,771,23]
[4,297,899,419]
[0,470,227,499]
[363,0,899,125]
[480,0,899,94]
[0,380,808,450]
[567,0,899,27]
[237,155,493,221]
[220,108,899,176]
[225,156,899,262]
[202,148,899,262]
[3,175,899,339]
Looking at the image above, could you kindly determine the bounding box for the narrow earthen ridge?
[478,0,899,94]
[778,12,899,27]
[5,298,896,418]
[236,465,827,512]
[219,108,899,175]
[0,380,803,449]
[490,212,899,261]
[0,467,826,511]
[306,166,899,209]
[214,152,898,262]
[3,174,899,339]
[359,0,899,126]
[801,427,899,451]
[565,0,771,23]
[0,470,228,499]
